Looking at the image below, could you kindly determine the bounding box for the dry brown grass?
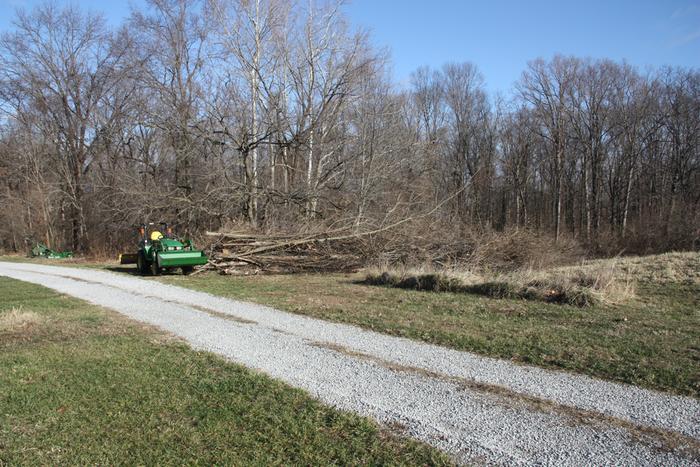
[510,256,638,306]
[0,307,43,332]
[364,269,614,307]
[587,252,700,285]
[362,252,699,307]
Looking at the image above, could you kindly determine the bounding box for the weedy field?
[0,277,449,465]
[153,252,700,397]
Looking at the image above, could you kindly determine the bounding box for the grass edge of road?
[0,275,452,466]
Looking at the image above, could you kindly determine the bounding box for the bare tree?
[0,4,135,250]
[282,0,374,218]
[209,0,285,226]
[441,62,491,222]
[518,56,578,241]
[131,0,210,230]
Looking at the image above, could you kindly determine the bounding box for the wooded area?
[0,0,698,260]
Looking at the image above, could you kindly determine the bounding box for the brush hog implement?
[119,223,207,275]
[29,243,73,259]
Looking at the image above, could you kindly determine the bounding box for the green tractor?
[120,223,208,275]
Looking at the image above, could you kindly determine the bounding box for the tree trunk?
[621,162,634,238]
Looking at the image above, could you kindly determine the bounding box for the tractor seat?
[150,231,163,241]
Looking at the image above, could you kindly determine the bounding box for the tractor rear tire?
[181,266,194,275]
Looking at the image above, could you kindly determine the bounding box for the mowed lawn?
[156,253,700,397]
[0,277,450,465]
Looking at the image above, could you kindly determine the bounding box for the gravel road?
[1,261,698,465]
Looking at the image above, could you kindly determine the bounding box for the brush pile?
[200,230,370,275]
[199,225,586,276]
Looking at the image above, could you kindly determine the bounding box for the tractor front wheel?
[150,256,161,276]
[181,266,194,275]
[137,252,147,275]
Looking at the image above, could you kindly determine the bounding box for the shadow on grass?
[360,272,598,307]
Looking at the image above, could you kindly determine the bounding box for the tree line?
[0,0,698,255]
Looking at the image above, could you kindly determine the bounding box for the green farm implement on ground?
[30,243,73,259]
[119,223,208,275]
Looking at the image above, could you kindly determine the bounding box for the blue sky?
[344,0,700,94]
[1,0,699,95]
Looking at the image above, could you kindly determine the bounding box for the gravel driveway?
[1,261,698,465]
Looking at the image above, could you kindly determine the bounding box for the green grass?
[154,253,700,397]
[0,277,450,465]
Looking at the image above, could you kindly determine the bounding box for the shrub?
[466,228,584,272]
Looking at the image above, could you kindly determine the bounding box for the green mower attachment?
[120,222,207,275]
[30,243,73,259]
